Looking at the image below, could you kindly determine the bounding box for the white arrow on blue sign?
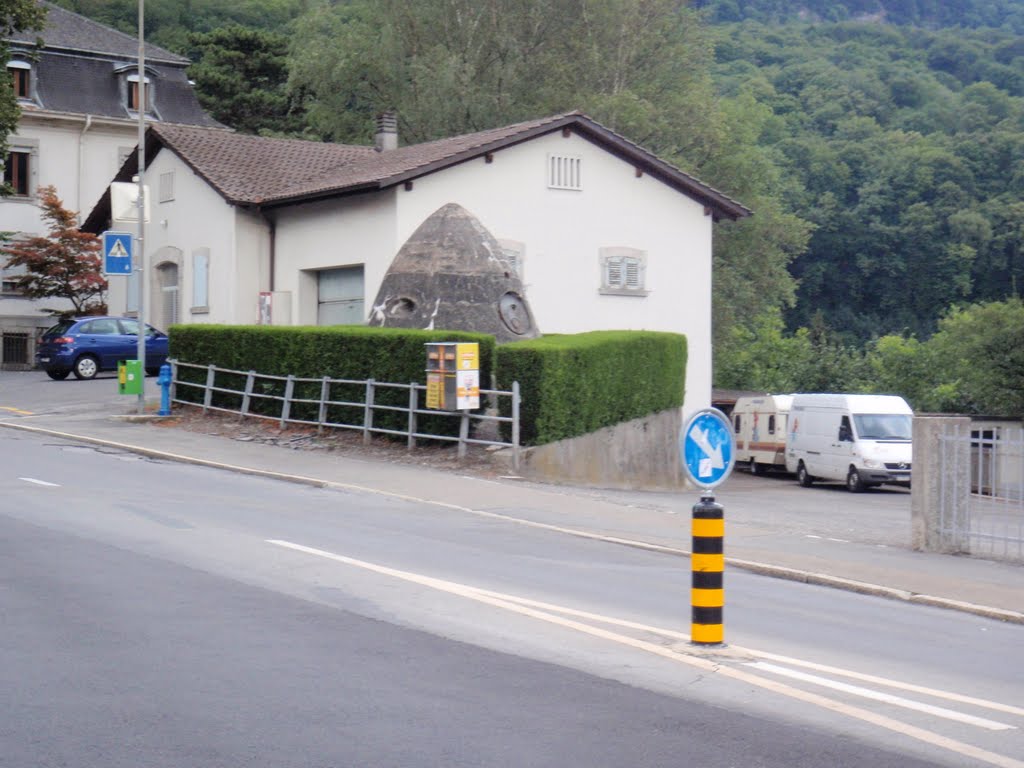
[679,408,736,490]
[102,231,133,276]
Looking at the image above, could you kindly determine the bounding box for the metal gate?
[2,332,29,368]
[937,422,1024,561]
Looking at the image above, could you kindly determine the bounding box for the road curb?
[0,420,329,489]
[4,418,1023,625]
[727,557,1024,625]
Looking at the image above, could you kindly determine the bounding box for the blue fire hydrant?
[157,363,173,416]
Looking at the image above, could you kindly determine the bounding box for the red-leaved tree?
[1,185,107,316]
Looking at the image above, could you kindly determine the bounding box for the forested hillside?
[712,19,1024,340]
[45,0,1024,413]
[695,0,1024,29]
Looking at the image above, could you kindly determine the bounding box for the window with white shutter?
[159,171,175,202]
[599,247,648,296]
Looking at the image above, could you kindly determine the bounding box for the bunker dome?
[368,203,540,344]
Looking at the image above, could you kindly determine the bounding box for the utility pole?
[135,0,146,414]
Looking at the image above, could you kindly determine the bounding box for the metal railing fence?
[937,422,1024,561]
[169,360,520,469]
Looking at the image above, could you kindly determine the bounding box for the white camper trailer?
[732,394,793,474]
[785,393,913,492]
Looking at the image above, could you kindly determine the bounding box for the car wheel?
[46,369,70,380]
[72,355,99,380]
[846,466,866,493]
[797,461,813,487]
[749,458,763,476]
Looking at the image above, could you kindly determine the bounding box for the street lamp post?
[135,0,146,414]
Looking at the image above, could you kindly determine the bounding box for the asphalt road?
[2,428,1022,768]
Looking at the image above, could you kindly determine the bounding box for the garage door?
[317,266,364,326]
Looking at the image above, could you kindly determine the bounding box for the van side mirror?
[839,425,853,442]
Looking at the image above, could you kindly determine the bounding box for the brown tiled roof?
[263,112,751,220]
[150,124,377,203]
[266,113,582,203]
[83,112,751,232]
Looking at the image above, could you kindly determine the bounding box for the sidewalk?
[2,398,1022,624]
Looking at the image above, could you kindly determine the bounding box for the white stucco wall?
[0,116,136,236]
[108,149,246,327]
[391,132,714,412]
[1,115,138,328]
[144,130,720,412]
[271,191,398,326]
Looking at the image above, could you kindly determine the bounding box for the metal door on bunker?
[317,266,364,325]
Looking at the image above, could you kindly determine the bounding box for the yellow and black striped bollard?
[691,494,724,645]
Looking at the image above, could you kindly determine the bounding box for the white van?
[785,394,913,492]
[732,394,793,474]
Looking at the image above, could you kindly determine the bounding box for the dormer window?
[115,63,158,117]
[7,60,31,100]
[126,73,152,112]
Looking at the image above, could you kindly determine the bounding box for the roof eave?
[269,114,751,220]
[257,181,383,209]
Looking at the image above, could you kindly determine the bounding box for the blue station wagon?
[36,316,169,380]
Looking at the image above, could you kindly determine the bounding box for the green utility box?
[117,359,143,395]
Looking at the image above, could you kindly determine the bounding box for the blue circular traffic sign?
[680,408,735,490]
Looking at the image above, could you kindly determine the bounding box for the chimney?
[375,111,398,152]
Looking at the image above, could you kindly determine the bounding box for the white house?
[0,1,217,367]
[85,112,750,414]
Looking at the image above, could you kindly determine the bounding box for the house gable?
[84,112,750,233]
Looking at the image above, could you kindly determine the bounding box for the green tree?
[714,308,869,393]
[1,0,46,196]
[0,186,107,314]
[864,334,935,407]
[188,25,303,135]
[289,0,808,368]
[925,298,1024,416]
[714,309,813,392]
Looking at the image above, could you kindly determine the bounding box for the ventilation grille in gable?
[547,154,582,190]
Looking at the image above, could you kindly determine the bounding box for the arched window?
[156,262,179,328]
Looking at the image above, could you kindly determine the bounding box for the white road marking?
[18,477,59,487]
[267,539,1024,768]
[746,661,1014,731]
[740,649,1024,719]
[440,582,1024,719]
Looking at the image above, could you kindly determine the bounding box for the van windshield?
[853,414,912,441]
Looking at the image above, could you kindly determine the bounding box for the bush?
[169,325,495,436]
[495,331,686,446]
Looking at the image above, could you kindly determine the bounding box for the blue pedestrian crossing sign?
[102,231,133,276]
[679,408,736,490]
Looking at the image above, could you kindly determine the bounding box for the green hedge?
[169,325,495,437]
[494,331,686,447]
[168,325,686,448]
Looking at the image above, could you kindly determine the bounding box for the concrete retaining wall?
[512,408,685,491]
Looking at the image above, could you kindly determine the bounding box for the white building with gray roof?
[1,0,217,367]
